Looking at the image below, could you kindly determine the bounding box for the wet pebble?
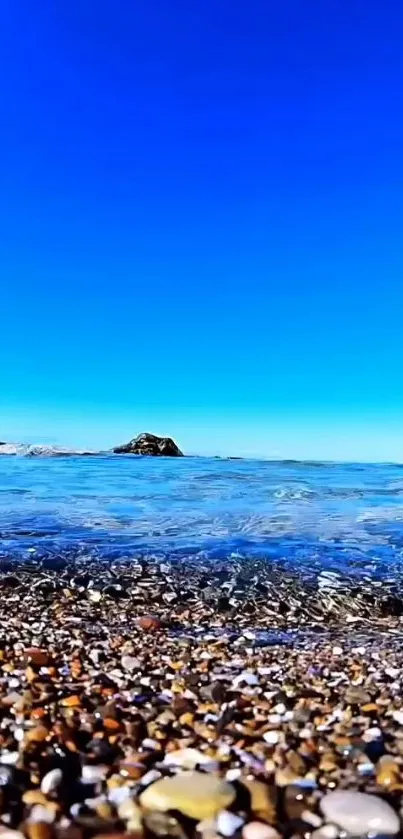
[140,772,236,820]
[320,790,400,835]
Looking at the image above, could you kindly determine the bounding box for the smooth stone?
[81,765,107,784]
[41,768,62,794]
[163,748,218,770]
[140,772,235,820]
[240,779,276,823]
[117,799,142,832]
[310,828,339,839]
[28,805,57,824]
[138,616,161,632]
[345,686,370,705]
[216,811,244,837]
[242,824,280,839]
[320,791,400,835]
[121,655,140,672]
[144,812,187,839]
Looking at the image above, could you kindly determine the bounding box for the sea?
[0,453,403,623]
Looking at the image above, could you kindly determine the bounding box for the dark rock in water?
[113,432,183,457]
[42,556,69,572]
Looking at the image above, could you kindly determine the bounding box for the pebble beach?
[1,558,403,839]
[1,455,403,839]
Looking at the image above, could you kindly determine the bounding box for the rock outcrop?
[113,433,183,457]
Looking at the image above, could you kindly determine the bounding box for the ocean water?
[0,455,403,601]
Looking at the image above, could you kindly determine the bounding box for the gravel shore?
[0,560,403,839]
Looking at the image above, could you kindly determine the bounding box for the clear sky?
[1,0,403,460]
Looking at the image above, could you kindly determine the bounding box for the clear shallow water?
[1,455,403,591]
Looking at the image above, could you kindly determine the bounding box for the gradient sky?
[1,0,403,460]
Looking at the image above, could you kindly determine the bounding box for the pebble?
[140,772,236,820]
[117,798,142,831]
[138,615,161,631]
[81,765,107,783]
[216,811,244,837]
[233,672,259,688]
[320,790,400,835]
[22,792,51,807]
[376,755,401,785]
[240,779,276,823]
[40,768,62,794]
[121,654,140,671]
[28,806,57,824]
[345,686,370,705]
[144,811,187,839]
[242,824,280,839]
[0,833,25,839]
[263,730,280,745]
[310,827,339,839]
[163,748,218,770]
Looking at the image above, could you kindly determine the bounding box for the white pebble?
[267,714,281,725]
[217,811,244,837]
[362,726,382,742]
[0,752,19,766]
[233,672,259,688]
[226,769,242,782]
[243,823,280,839]
[0,832,25,839]
[142,738,158,750]
[164,748,218,771]
[393,710,403,725]
[332,646,343,655]
[302,810,322,828]
[139,769,161,787]
[357,761,375,775]
[108,786,132,805]
[121,655,140,672]
[28,806,56,824]
[41,768,62,794]
[263,730,280,745]
[321,791,400,835]
[311,827,339,839]
[81,765,106,783]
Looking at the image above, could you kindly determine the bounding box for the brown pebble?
[240,779,276,824]
[284,785,308,820]
[361,703,379,714]
[319,752,338,772]
[92,835,142,839]
[24,648,50,667]
[138,615,161,631]
[376,755,401,787]
[104,717,122,731]
[26,824,53,839]
[22,791,50,807]
[95,802,114,820]
[60,695,81,707]
[25,726,50,744]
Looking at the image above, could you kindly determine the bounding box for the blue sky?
[1,0,403,460]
